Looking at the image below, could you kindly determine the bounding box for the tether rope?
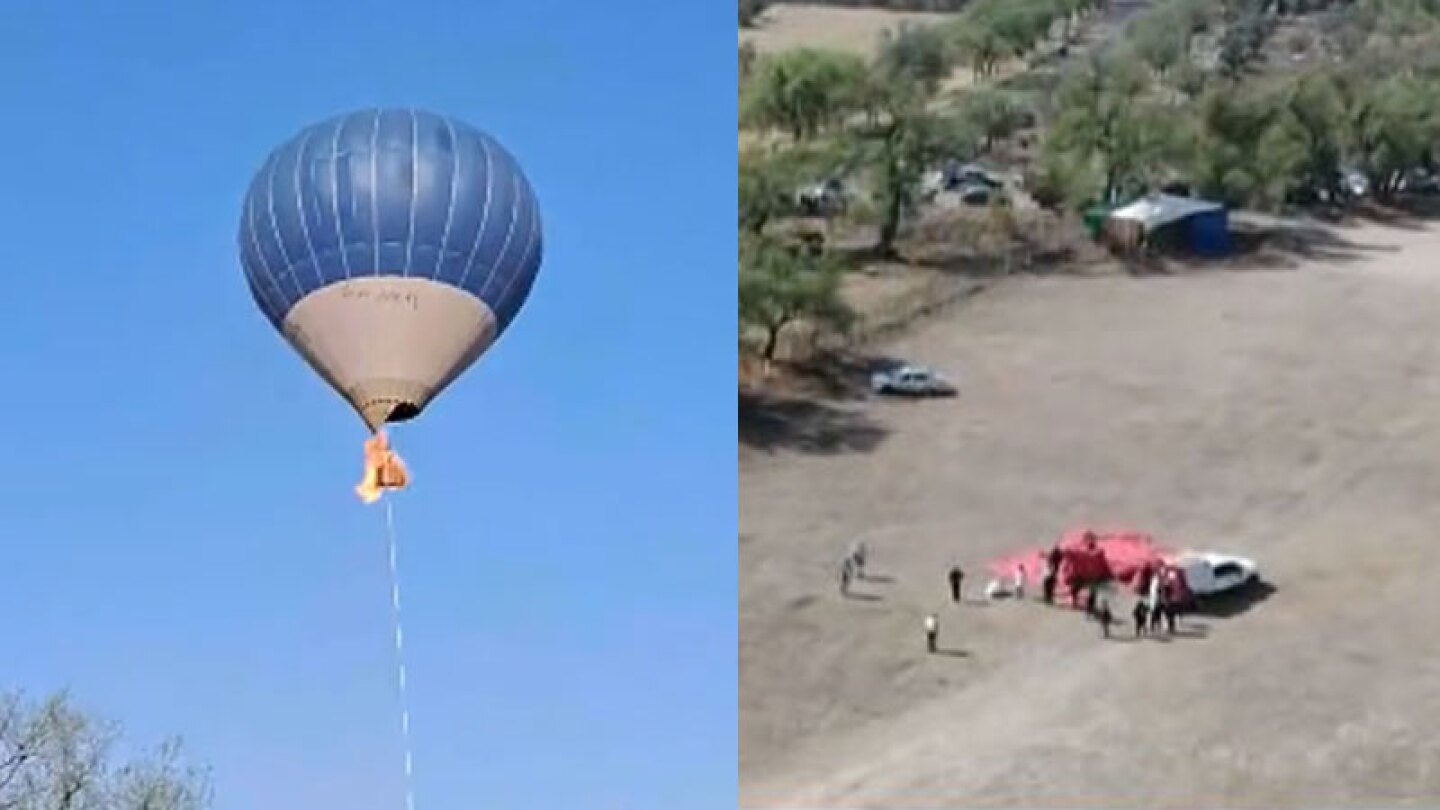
[384,498,416,810]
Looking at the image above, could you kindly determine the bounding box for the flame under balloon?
[356,432,410,504]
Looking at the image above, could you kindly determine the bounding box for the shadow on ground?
[1191,578,1277,619]
[740,390,889,456]
[782,352,912,400]
[1120,225,1396,276]
[1237,223,1399,267]
[1135,197,1440,275]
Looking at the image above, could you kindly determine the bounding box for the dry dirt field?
[739,4,955,58]
[739,0,1157,90]
[740,214,1440,808]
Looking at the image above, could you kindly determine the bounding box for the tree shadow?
[843,591,884,602]
[739,391,888,456]
[1343,196,1440,228]
[1397,194,1440,218]
[1190,579,1277,619]
[932,647,969,658]
[1120,222,1400,276]
[784,352,913,401]
[1245,222,1399,262]
[1116,195,1440,275]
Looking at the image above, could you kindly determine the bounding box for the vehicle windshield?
[1212,562,1243,578]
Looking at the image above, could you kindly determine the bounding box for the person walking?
[1132,599,1149,637]
[924,613,939,653]
[850,540,868,580]
[1137,564,1154,602]
[1047,545,1064,575]
[1148,567,1165,633]
[948,564,965,603]
[1164,567,1189,628]
[839,557,853,596]
[1042,551,1058,605]
[1098,599,1114,639]
[1012,564,1027,601]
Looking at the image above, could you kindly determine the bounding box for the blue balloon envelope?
[239,108,543,430]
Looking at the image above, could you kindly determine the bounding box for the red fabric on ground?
[988,529,1179,604]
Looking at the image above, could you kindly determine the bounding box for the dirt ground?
[740,4,955,58]
[739,214,1440,808]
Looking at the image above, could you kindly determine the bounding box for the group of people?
[837,540,964,654]
[926,562,968,653]
[1041,539,1197,640]
[1066,560,1192,639]
[1130,563,1191,637]
[840,537,1195,655]
[1038,543,1119,637]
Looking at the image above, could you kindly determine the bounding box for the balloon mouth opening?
[387,402,422,423]
[359,398,425,433]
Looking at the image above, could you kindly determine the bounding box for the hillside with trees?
[739,0,1440,378]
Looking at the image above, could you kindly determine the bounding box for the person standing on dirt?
[850,540,868,580]
[1042,549,1059,605]
[1098,599,1114,639]
[1161,574,1180,634]
[1012,564,1026,601]
[1165,567,1192,627]
[924,613,939,653]
[948,564,965,603]
[1084,584,1100,619]
[1069,571,1087,609]
[1137,564,1154,602]
[840,557,854,596]
[1133,599,1149,637]
[1147,566,1163,631]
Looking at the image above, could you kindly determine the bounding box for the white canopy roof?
[1109,193,1223,229]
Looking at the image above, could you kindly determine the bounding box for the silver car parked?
[870,365,958,397]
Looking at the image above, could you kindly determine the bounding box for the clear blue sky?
[0,2,734,808]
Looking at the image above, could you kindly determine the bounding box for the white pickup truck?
[1170,551,1258,596]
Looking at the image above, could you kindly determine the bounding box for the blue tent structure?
[1106,193,1232,257]
[1186,206,1232,257]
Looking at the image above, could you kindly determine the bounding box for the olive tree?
[739,236,854,363]
[0,690,211,810]
[740,48,869,140]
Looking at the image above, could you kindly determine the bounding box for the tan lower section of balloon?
[281,276,498,432]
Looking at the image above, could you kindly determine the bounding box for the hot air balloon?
[239,107,542,433]
[239,108,542,499]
